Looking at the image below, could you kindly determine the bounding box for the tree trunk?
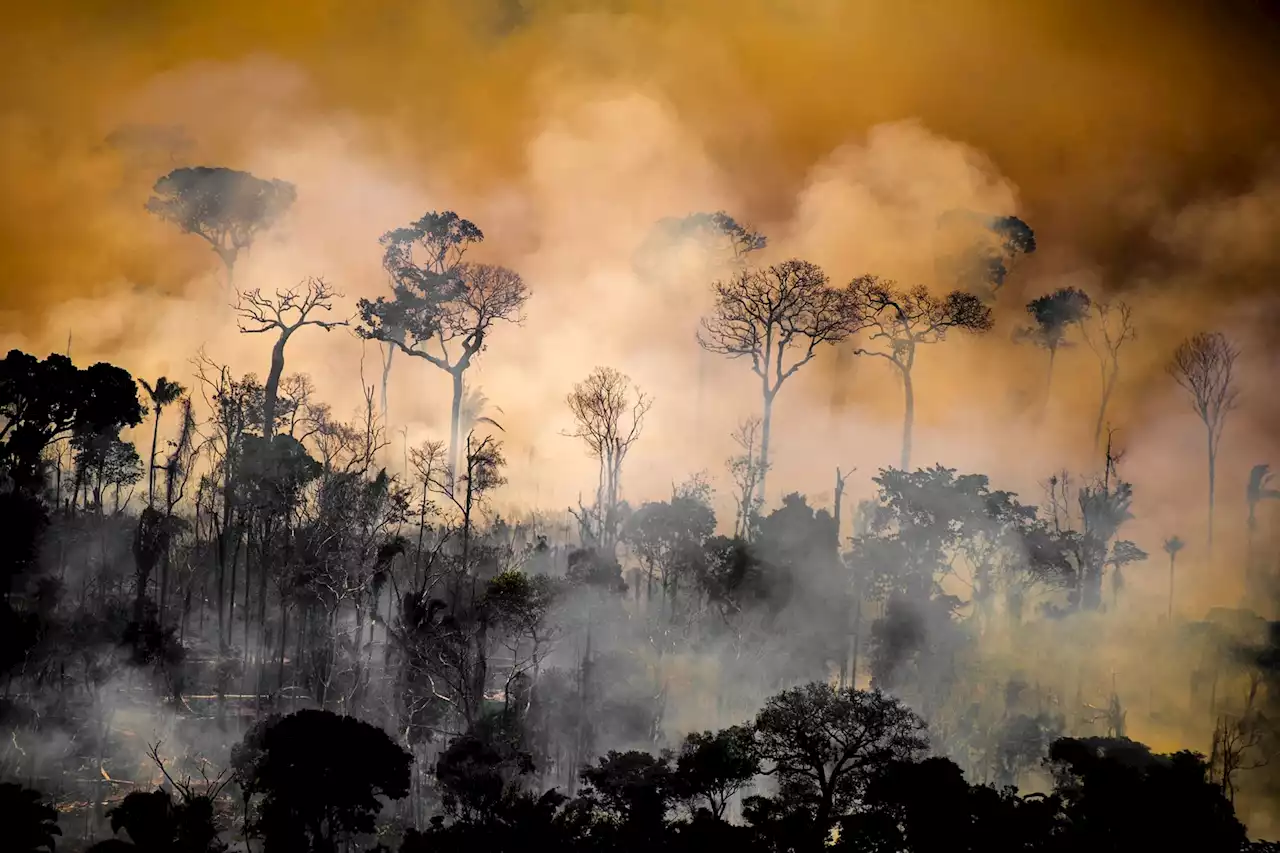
[757,390,775,512]
[148,407,162,508]
[1093,363,1118,448]
[1168,553,1176,619]
[1207,435,1216,558]
[381,342,394,420]
[262,332,290,438]
[899,364,915,471]
[448,369,465,477]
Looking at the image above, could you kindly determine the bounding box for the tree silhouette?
[846,276,993,469]
[231,710,412,853]
[146,166,296,287]
[0,350,145,491]
[1168,332,1240,555]
[566,367,652,552]
[1080,299,1137,447]
[0,783,60,853]
[138,377,186,509]
[672,725,760,820]
[752,683,928,836]
[236,278,346,437]
[936,211,1037,300]
[1245,463,1280,602]
[726,416,767,538]
[698,260,857,509]
[1163,535,1185,619]
[357,212,528,474]
[1014,287,1092,407]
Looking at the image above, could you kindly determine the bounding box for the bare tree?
[566,366,652,551]
[1080,299,1137,447]
[1014,287,1092,407]
[846,276,993,470]
[236,278,346,437]
[1168,332,1240,554]
[357,212,528,474]
[726,416,767,538]
[699,259,856,508]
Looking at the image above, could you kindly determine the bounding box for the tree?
[0,350,145,491]
[357,211,528,474]
[1014,287,1092,406]
[1080,299,1137,447]
[566,367,652,552]
[937,211,1037,300]
[138,377,186,509]
[636,210,767,438]
[1163,535,1185,619]
[146,166,296,287]
[1168,332,1240,554]
[846,277,993,470]
[698,260,858,508]
[236,278,346,437]
[1048,736,1245,852]
[231,710,412,853]
[673,725,760,820]
[752,682,928,834]
[726,416,767,538]
[1245,464,1280,600]
[0,783,60,853]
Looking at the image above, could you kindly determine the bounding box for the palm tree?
[458,383,503,437]
[1163,535,1185,619]
[138,377,186,508]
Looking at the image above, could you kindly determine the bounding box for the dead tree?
[566,366,652,552]
[1168,332,1240,556]
[1080,299,1137,448]
[236,278,346,437]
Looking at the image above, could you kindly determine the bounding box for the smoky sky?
[3,0,1280,605]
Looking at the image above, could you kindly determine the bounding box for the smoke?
[4,0,1280,834]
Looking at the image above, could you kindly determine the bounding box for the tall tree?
[566,367,652,553]
[1014,287,1092,406]
[1245,464,1280,600]
[846,276,992,470]
[236,278,346,437]
[1080,299,1137,447]
[936,211,1037,300]
[357,211,528,474]
[637,211,767,435]
[1168,332,1240,555]
[698,259,857,508]
[138,377,186,509]
[1163,535,1185,619]
[146,166,296,287]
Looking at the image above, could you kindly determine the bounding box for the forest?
[4,2,1280,852]
[1,163,1278,853]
